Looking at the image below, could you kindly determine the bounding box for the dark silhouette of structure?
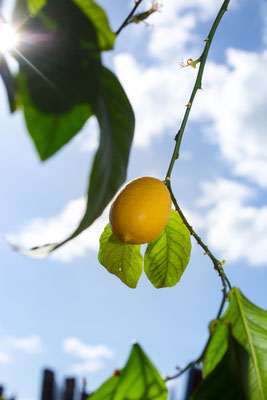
[0,368,91,400]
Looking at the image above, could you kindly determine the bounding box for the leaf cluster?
[1,0,135,256]
[90,289,267,399]
[98,210,192,288]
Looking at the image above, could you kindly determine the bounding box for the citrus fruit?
[109,177,172,244]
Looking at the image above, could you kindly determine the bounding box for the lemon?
[109,177,172,244]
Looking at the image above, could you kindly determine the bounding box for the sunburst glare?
[0,22,18,53]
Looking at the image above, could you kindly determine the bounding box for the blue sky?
[0,0,267,399]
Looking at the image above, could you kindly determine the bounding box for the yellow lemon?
[109,177,172,244]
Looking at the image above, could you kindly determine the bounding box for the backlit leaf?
[27,0,46,15]
[144,210,191,288]
[59,66,134,246]
[98,224,143,289]
[11,66,135,258]
[90,343,167,400]
[0,56,17,113]
[222,288,267,400]
[73,0,116,50]
[202,320,228,378]
[191,330,249,400]
[15,0,101,117]
[18,73,93,160]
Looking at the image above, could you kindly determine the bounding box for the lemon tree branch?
[164,0,232,291]
[163,1,232,382]
[165,0,230,180]
[116,0,144,35]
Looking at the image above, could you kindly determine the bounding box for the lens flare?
[0,23,18,53]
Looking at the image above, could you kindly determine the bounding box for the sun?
[0,22,18,53]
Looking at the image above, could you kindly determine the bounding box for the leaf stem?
[115,0,144,36]
[165,0,230,181]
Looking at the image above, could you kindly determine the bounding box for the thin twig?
[167,182,231,293]
[165,0,230,180]
[116,0,144,36]
[164,0,232,383]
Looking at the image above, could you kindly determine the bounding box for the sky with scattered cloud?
[0,0,267,399]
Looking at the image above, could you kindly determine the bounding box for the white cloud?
[75,116,99,152]
[115,1,267,190]
[197,179,267,266]
[0,350,11,364]
[144,0,230,60]
[192,49,267,188]
[114,53,194,147]
[116,46,267,189]
[63,338,115,374]
[5,335,44,353]
[7,198,109,262]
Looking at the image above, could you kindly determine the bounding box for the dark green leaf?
[10,66,135,257]
[0,55,17,112]
[60,66,134,245]
[98,224,143,288]
[202,320,228,378]
[222,288,267,400]
[90,343,167,400]
[73,0,116,50]
[144,210,191,288]
[19,72,93,160]
[191,330,249,400]
[14,0,101,116]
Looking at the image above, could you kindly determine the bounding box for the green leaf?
[73,0,116,50]
[191,331,249,400]
[10,66,135,258]
[90,343,167,400]
[27,0,46,15]
[98,224,143,289]
[222,288,267,400]
[144,210,191,288]
[15,0,101,116]
[0,55,17,113]
[19,73,93,160]
[59,66,134,244]
[202,320,229,378]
